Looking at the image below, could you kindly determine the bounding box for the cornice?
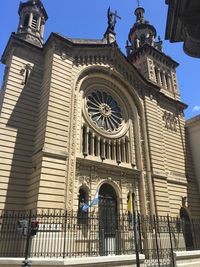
[76,157,140,178]
[1,33,43,64]
[130,43,179,69]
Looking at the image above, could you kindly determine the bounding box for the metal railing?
[0,209,200,266]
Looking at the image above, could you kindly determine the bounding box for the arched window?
[23,14,29,27]
[78,188,88,224]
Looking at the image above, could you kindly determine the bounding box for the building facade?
[0,0,200,218]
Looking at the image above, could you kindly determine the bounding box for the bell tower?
[16,0,48,47]
[126,5,180,100]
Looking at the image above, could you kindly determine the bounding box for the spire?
[126,4,163,56]
[16,0,48,47]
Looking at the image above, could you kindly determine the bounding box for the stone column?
[125,137,130,163]
[121,138,126,163]
[107,140,111,159]
[101,138,105,160]
[90,132,95,156]
[97,136,100,157]
[37,16,41,31]
[117,140,121,164]
[28,12,33,31]
[83,126,88,157]
[156,68,162,87]
[167,74,173,92]
[40,22,45,38]
[113,141,116,161]
[161,71,167,89]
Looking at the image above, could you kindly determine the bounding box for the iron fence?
[0,209,200,267]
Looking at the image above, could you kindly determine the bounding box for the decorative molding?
[20,63,33,85]
[68,94,78,209]
[76,157,139,179]
[163,111,177,131]
[42,146,68,160]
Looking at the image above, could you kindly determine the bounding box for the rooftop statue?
[106,7,121,34]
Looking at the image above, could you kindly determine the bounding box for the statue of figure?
[107,7,121,33]
[135,37,140,49]
[157,36,163,51]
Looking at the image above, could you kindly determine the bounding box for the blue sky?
[0,0,199,119]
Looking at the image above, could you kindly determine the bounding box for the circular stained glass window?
[86,91,123,132]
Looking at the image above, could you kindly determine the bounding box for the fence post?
[153,215,160,267]
[63,210,67,258]
[132,193,140,267]
[167,215,175,267]
[23,210,32,267]
[137,214,142,253]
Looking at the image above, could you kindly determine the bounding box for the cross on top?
[107,7,121,32]
[111,10,121,21]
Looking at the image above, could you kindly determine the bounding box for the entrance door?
[180,207,194,250]
[99,183,118,255]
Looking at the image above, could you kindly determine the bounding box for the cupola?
[16,0,48,47]
[127,5,163,55]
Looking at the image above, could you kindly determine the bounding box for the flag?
[81,188,99,212]
[90,188,99,207]
[81,203,90,212]
[127,192,133,214]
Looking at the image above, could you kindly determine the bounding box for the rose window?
[86,91,123,132]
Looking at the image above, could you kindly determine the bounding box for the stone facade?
[0,0,200,218]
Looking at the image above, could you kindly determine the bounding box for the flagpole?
[132,193,140,267]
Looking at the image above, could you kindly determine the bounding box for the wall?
[0,255,145,267]
[186,115,200,193]
[174,251,200,267]
[0,44,43,210]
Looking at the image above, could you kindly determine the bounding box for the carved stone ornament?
[61,51,67,60]
[20,63,33,85]
[163,111,177,131]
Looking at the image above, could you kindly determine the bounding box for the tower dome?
[17,0,48,47]
[127,5,162,55]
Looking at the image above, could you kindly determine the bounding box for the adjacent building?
[186,115,200,192]
[165,0,200,58]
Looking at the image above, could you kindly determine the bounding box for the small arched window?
[78,188,88,224]
[32,15,38,29]
[23,14,29,27]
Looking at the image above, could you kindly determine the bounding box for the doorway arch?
[180,207,194,250]
[98,183,118,255]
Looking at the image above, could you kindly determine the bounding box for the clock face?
[86,91,123,132]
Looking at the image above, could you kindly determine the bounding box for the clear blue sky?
[1,0,199,119]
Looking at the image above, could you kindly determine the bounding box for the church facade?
[0,0,200,218]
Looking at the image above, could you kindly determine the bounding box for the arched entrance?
[180,207,194,250]
[99,183,118,255]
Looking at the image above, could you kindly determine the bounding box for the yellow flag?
[127,192,133,214]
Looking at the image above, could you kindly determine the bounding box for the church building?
[1,0,200,219]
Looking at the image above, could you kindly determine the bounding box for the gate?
[99,183,118,256]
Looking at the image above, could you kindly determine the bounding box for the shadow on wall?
[4,61,41,210]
